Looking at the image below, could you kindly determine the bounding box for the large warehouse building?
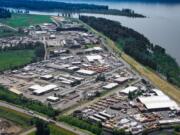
[138,89,179,111]
[29,84,57,95]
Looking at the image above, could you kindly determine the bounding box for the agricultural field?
[0,106,32,128]
[0,14,52,28]
[0,50,35,72]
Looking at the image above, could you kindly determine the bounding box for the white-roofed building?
[40,74,53,80]
[103,83,119,90]
[138,90,179,111]
[47,96,59,102]
[114,77,129,84]
[76,69,96,76]
[152,88,165,96]
[120,86,138,94]
[29,84,42,91]
[29,84,57,95]
[86,55,104,64]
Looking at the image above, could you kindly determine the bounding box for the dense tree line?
[0,0,108,11]
[0,0,145,17]
[34,118,50,135]
[0,8,11,18]
[82,8,145,17]
[59,115,102,135]
[80,16,180,87]
[101,0,180,3]
[113,128,132,135]
[0,85,59,117]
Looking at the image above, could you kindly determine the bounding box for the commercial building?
[47,96,60,102]
[40,74,53,80]
[114,77,129,84]
[138,95,179,111]
[86,55,104,63]
[76,69,96,76]
[29,84,57,95]
[120,86,138,94]
[103,83,119,90]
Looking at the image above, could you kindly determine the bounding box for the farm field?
[0,50,35,72]
[0,14,52,28]
[0,106,32,127]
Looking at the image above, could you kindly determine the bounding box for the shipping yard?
[0,16,179,134]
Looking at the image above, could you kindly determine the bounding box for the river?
[30,0,180,65]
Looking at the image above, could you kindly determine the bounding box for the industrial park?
[0,15,180,135]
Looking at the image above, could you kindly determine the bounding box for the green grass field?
[0,14,52,28]
[49,124,77,135]
[0,106,32,127]
[0,26,18,38]
[0,50,35,72]
[28,124,77,135]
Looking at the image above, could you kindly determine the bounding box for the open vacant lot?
[0,14,52,28]
[0,50,35,72]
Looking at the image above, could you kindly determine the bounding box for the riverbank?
[79,17,180,104]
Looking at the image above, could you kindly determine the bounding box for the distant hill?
[117,0,180,2]
[73,0,180,3]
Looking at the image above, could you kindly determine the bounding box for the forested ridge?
[0,0,108,11]
[79,16,180,87]
[85,0,180,3]
[0,0,145,17]
[0,8,11,18]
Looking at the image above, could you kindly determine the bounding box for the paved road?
[0,23,18,31]
[0,101,90,135]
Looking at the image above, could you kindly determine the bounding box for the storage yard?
[0,16,179,134]
[74,83,180,134]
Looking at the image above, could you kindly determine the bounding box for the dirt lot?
[0,118,22,135]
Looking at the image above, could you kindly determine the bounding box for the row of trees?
[80,16,180,87]
[0,0,108,11]
[0,8,11,18]
[33,118,50,135]
[82,8,145,18]
[0,0,145,17]
[113,128,132,135]
[0,85,59,117]
[59,115,102,135]
[101,0,180,3]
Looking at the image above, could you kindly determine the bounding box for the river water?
[30,0,180,65]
